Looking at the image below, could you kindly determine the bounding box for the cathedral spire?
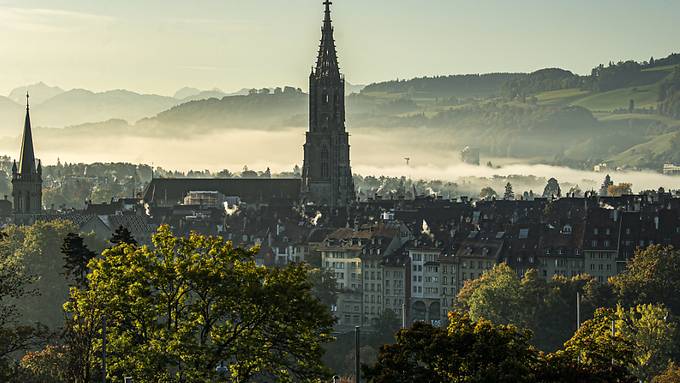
[315,1,340,78]
[18,92,36,176]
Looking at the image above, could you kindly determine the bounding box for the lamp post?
[355,326,360,383]
[102,314,107,383]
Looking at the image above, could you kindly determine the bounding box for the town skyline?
[1,0,678,95]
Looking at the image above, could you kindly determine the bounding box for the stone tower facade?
[12,94,42,224]
[301,1,355,211]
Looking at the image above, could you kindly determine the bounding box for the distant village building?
[663,163,680,175]
[460,146,480,165]
[183,190,226,208]
[593,163,610,173]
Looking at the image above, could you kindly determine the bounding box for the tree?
[109,225,137,246]
[558,308,638,383]
[629,99,635,113]
[542,178,561,198]
[61,233,96,287]
[64,225,335,382]
[653,363,680,383]
[18,345,69,383]
[1,220,79,329]
[457,267,614,352]
[614,304,678,382]
[608,183,633,197]
[599,175,613,196]
[504,182,515,200]
[479,186,497,200]
[308,267,339,308]
[0,230,51,379]
[610,245,680,316]
[456,264,525,327]
[363,312,541,383]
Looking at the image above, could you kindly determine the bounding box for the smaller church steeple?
[18,92,37,176]
[12,92,43,223]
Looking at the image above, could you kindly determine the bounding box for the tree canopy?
[64,225,335,382]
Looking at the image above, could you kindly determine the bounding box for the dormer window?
[562,225,572,235]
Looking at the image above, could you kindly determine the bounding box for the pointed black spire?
[18,92,37,176]
[315,1,340,79]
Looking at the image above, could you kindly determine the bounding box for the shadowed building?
[301,1,355,211]
[12,94,43,225]
[142,178,301,208]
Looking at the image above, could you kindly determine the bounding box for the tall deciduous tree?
[64,225,335,382]
[610,245,680,316]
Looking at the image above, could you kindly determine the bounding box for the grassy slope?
[571,84,659,112]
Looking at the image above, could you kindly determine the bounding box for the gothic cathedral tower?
[12,94,42,224]
[302,1,355,210]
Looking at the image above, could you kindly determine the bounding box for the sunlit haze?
[1,0,678,95]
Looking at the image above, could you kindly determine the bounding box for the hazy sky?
[0,0,678,96]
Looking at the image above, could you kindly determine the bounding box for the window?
[321,146,329,178]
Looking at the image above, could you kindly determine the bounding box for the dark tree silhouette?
[61,233,96,287]
[110,225,137,246]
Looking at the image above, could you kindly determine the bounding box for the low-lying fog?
[2,127,679,193]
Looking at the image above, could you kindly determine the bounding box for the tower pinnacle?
[316,0,340,78]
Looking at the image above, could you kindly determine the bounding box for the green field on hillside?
[642,65,677,73]
[535,88,591,106]
[571,84,659,112]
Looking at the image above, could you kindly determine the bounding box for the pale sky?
[0,0,678,96]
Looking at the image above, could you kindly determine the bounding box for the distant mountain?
[9,82,65,105]
[346,82,366,95]
[31,89,179,128]
[0,96,25,137]
[173,87,202,100]
[179,89,229,103]
[136,90,308,135]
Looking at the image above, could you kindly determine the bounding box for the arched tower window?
[321,146,329,179]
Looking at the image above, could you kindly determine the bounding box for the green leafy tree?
[614,304,678,382]
[61,233,96,287]
[0,231,51,380]
[456,263,525,327]
[364,312,541,383]
[560,308,638,383]
[610,245,680,316]
[64,225,335,382]
[457,266,614,352]
[479,186,497,200]
[1,220,78,329]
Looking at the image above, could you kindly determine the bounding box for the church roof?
[143,178,301,206]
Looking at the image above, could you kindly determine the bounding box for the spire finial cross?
[324,1,332,11]
[25,91,30,110]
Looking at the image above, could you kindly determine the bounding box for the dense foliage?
[64,225,335,382]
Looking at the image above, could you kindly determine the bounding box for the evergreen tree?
[61,233,96,287]
[600,174,613,196]
[110,226,137,246]
[503,182,515,200]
